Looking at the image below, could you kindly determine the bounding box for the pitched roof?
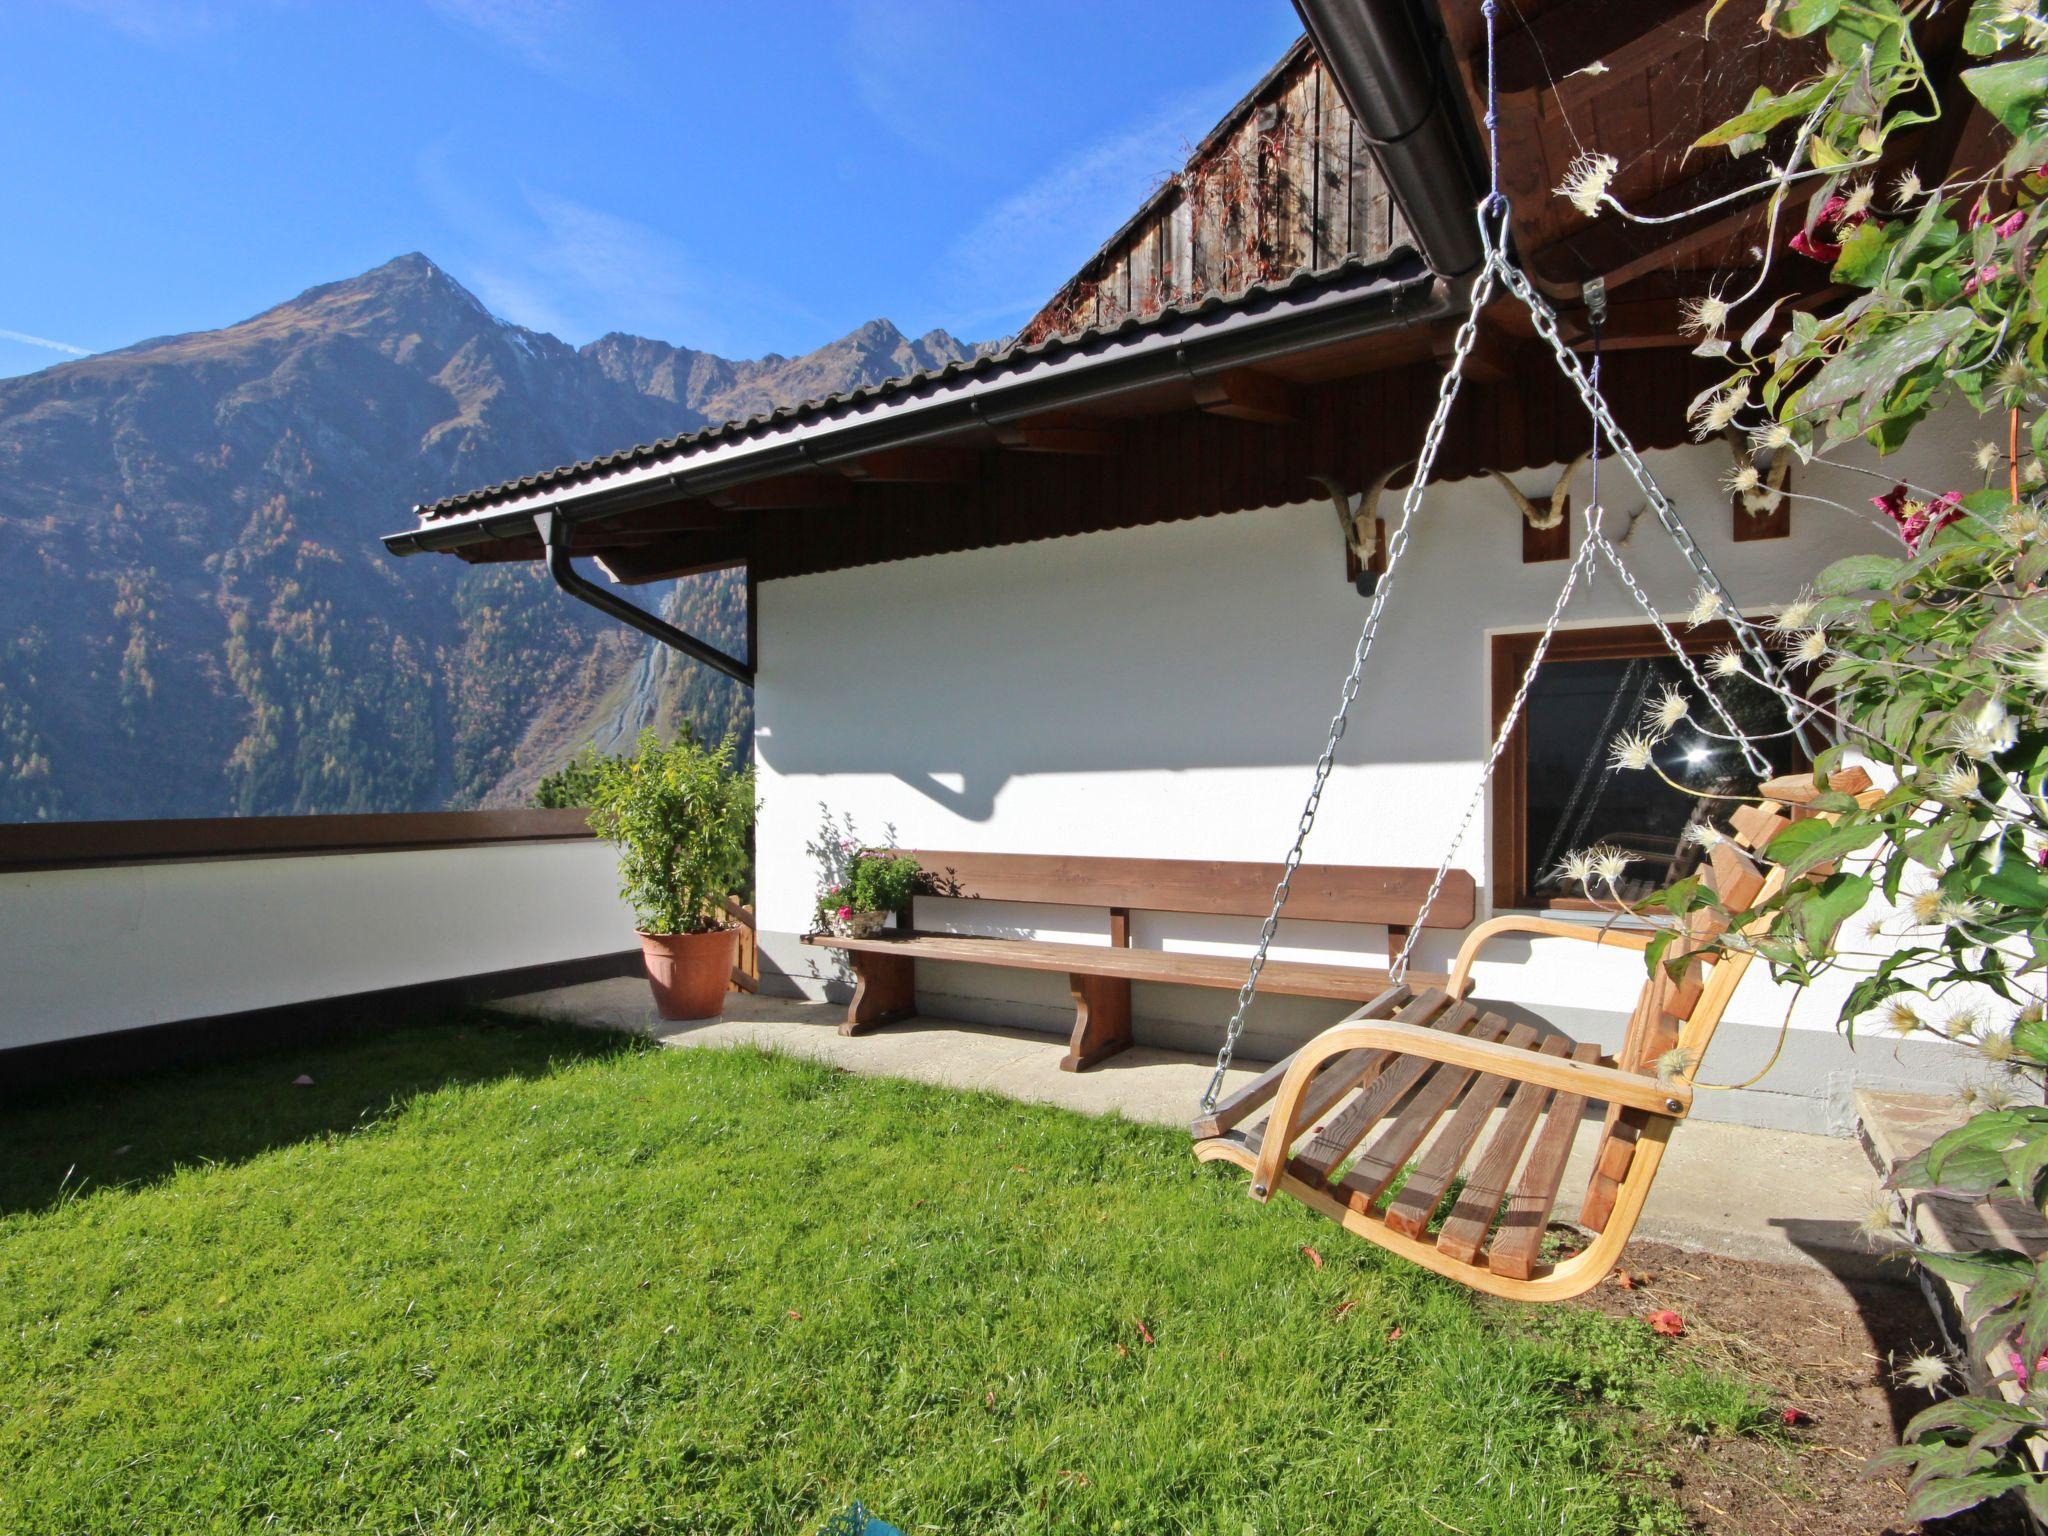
[391,248,1441,552]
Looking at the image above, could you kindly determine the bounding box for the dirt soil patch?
[1565,1240,2019,1535]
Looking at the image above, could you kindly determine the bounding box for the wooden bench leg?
[1062,973,1133,1071]
[842,952,916,1036]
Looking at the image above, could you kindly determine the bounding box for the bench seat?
[799,849,1475,1071]
[802,929,1450,1070]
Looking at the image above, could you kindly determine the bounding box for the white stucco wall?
[0,840,637,1052]
[753,415,1985,1133]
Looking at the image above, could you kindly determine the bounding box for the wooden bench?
[800,851,1476,1071]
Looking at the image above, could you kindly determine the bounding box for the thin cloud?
[426,0,628,85]
[933,80,1242,337]
[415,136,821,355]
[839,0,989,159]
[0,328,90,357]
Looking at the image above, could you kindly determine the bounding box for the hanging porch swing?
[1190,0,1881,1300]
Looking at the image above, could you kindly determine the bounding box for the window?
[1488,622,1812,910]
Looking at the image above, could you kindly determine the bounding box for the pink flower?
[1998,207,2029,240]
[836,905,852,919]
[2012,1346,2048,1384]
[1963,261,2001,297]
[1871,484,1962,549]
[1789,191,1868,263]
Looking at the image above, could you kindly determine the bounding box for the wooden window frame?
[1488,619,1763,912]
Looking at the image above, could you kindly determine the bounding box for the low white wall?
[753,414,1985,1133]
[0,840,637,1052]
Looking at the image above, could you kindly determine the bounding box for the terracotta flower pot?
[637,928,739,1021]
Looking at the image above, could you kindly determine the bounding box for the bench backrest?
[893,850,1477,931]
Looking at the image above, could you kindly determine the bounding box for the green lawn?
[0,1014,1765,1534]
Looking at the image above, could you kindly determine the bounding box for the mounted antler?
[1725,428,1792,517]
[1313,461,1411,594]
[1485,449,1588,531]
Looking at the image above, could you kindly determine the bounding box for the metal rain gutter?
[1293,0,1485,279]
[536,510,754,686]
[384,257,1451,559]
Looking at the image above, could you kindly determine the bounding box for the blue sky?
[0,1,1305,378]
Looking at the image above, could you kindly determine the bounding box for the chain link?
[1198,110,1812,1107]
[1389,500,1604,982]
[1195,218,1506,1114]
[1491,257,1813,765]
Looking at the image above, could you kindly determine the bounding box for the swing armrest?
[1247,1013,1688,1202]
[1446,915,1656,1000]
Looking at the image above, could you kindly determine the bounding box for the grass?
[1,1013,1779,1534]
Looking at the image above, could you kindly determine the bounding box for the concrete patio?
[494,978,1898,1279]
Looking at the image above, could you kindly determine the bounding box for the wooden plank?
[1383,1021,1540,1238]
[989,419,1122,455]
[707,476,851,511]
[1488,1041,1604,1279]
[836,448,981,484]
[1331,1010,1510,1203]
[1313,63,1353,266]
[803,930,1443,999]
[1283,990,1457,1149]
[892,849,1477,929]
[1193,368,1301,425]
[1434,1035,1571,1265]
[1189,985,1411,1139]
[1292,994,1475,1182]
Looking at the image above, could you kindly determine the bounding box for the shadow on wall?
[755,503,1486,820]
[754,438,1903,821]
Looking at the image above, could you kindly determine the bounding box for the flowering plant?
[1555,1,2048,1519]
[814,847,921,930]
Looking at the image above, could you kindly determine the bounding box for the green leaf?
[1697,75,1834,149]
[2014,1012,2048,1066]
[1967,0,2032,54]
[1906,1470,2041,1524]
[1804,308,1975,416]
[1964,54,2048,136]
[1832,218,1894,286]
[1777,0,1844,35]
[1816,553,1906,595]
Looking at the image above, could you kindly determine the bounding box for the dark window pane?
[1520,653,1807,903]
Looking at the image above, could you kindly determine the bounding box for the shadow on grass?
[0,1009,637,1218]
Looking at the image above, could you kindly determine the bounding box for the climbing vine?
[1558,1,2048,1520]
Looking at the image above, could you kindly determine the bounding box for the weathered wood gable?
[1018,38,1414,348]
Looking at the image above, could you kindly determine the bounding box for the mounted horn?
[1485,448,1588,532]
[1313,460,1410,596]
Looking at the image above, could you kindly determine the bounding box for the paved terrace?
[495,980,1892,1279]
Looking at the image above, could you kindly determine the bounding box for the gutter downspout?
[1293,0,1484,279]
[536,510,754,687]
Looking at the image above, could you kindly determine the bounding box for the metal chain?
[1588,531,1775,777]
[1195,214,1506,1113]
[1196,0,1799,1109]
[1390,499,1605,981]
[1490,255,1813,762]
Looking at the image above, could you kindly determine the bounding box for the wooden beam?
[835,447,982,483]
[1191,368,1300,425]
[988,415,1121,455]
[581,501,737,537]
[592,535,747,585]
[1434,319,1518,383]
[1492,0,1699,95]
[707,476,852,511]
[452,538,543,565]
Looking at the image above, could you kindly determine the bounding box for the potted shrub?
[587,730,755,1021]
[816,848,921,938]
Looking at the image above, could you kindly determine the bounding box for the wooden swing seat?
[1192,768,1878,1301]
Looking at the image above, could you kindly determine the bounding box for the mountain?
[0,254,982,821]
